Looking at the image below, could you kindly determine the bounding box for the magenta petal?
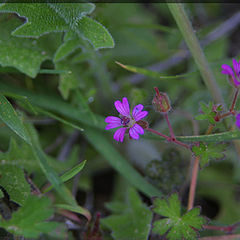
[132,104,144,118]
[233,59,238,74]
[113,128,126,142]
[236,113,240,129]
[221,64,234,76]
[122,97,130,115]
[105,116,121,124]
[129,124,144,140]
[114,101,125,116]
[134,111,148,121]
[105,123,122,130]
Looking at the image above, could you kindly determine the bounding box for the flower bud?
[136,120,149,129]
[152,87,171,113]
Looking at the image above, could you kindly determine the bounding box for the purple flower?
[221,59,240,88]
[105,97,148,142]
[236,113,240,129]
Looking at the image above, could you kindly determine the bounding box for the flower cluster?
[105,97,148,142]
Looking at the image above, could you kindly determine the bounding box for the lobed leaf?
[0,195,59,238]
[0,15,53,78]
[0,3,114,50]
[192,142,227,168]
[153,193,206,240]
[102,188,153,240]
[0,164,30,205]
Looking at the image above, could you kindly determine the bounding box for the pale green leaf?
[116,61,195,79]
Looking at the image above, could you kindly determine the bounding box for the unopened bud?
[152,87,171,113]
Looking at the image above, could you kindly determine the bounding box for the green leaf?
[116,61,196,79]
[76,16,115,50]
[0,3,114,50]
[0,164,30,205]
[195,101,216,124]
[54,38,81,62]
[102,188,153,240]
[0,15,53,78]
[0,195,59,238]
[153,193,206,240]
[192,142,227,168]
[0,94,31,144]
[43,160,86,193]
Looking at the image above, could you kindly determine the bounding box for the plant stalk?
[167,3,224,105]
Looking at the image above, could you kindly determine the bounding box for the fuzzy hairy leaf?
[102,188,152,240]
[153,193,206,240]
[0,195,58,238]
[0,3,114,50]
[192,142,227,168]
[0,164,30,205]
[0,15,54,78]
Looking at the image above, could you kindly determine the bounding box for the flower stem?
[164,114,175,139]
[167,3,224,105]
[146,128,190,149]
[146,128,171,141]
[230,89,239,112]
[187,124,214,210]
[199,234,240,240]
[187,156,199,210]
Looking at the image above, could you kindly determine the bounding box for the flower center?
[120,115,135,127]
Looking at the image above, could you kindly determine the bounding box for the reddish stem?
[146,128,171,141]
[199,234,240,240]
[203,222,240,234]
[217,89,239,121]
[230,89,239,112]
[164,114,175,140]
[146,128,189,149]
[187,156,199,210]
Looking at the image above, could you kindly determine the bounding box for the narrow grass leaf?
[43,160,86,193]
[0,94,31,144]
[116,61,195,79]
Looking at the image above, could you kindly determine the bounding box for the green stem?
[167,3,224,105]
